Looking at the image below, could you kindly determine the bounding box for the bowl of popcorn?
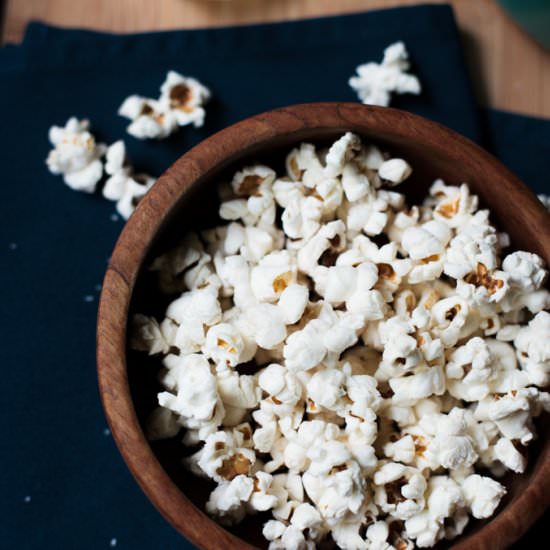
[97,103,550,550]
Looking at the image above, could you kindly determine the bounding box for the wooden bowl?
[97,103,550,550]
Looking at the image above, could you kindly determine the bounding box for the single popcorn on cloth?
[130,132,550,549]
[46,117,106,192]
[118,70,210,139]
[349,41,421,107]
[102,140,156,219]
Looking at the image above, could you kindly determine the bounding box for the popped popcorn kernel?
[349,41,421,107]
[119,70,210,139]
[46,117,106,192]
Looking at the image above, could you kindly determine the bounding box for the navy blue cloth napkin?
[0,4,547,549]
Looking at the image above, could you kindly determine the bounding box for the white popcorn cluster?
[131,133,550,549]
[46,117,106,193]
[46,118,156,219]
[349,42,421,107]
[119,70,211,139]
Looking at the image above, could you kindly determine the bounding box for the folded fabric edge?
[17,3,464,72]
[22,3,455,45]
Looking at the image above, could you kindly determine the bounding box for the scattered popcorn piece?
[119,70,210,139]
[349,41,421,107]
[159,70,211,128]
[130,132,550,549]
[46,117,105,192]
[103,140,156,219]
[119,95,177,139]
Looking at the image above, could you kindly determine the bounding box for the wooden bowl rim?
[97,102,550,550]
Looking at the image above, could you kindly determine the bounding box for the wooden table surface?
[3,0,550,118]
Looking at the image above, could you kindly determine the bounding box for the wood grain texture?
[3,0,550,118]
[97,102,550,550]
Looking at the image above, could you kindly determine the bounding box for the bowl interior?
[125,122,549,549]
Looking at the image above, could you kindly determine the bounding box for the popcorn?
[389,366,445,405]
[341,162,371,203]
[269,472,307,521]
[203,323,246,367]
[148,233,209,294]
[324,132,361,177]
[192,429,256,483]
[248,471,280,512]
[297,220,347,275]
[250,251,297,302]
[285,142,323,182]
[118,96,176,139]
[159,70,211,128]
[131,133,550,549]
[430,181,478,229]
[514,311,550,386]
[501,251,550,312]
[475,387,550,444]
[130,314,176,355]
[280,420,337,474]
[493,437,526,473]
[446,337,494,401]
[378,158,412,186]
[277,283,309,324]
[342,192,393,238]
[423,409,478,470]
[258,364,303,417]
[405,476,465,547]
[444,214,498,280]
[46,117,105,192]
[205,474,253,525]
[222,165,277,229]
[166,287,222,353]
[430,296,472,348]
[373,462,426,520]
[217,371,260,423]
[303,440,366,521]
[461,474,506,519]
[102,140,156,219]
[158,354,223,439]
[119,70,210,139]
[349,41,421,107]
[307,369,347,413]
[402,220,451,283]
[283,303,364,372]
[246,303,287,349]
